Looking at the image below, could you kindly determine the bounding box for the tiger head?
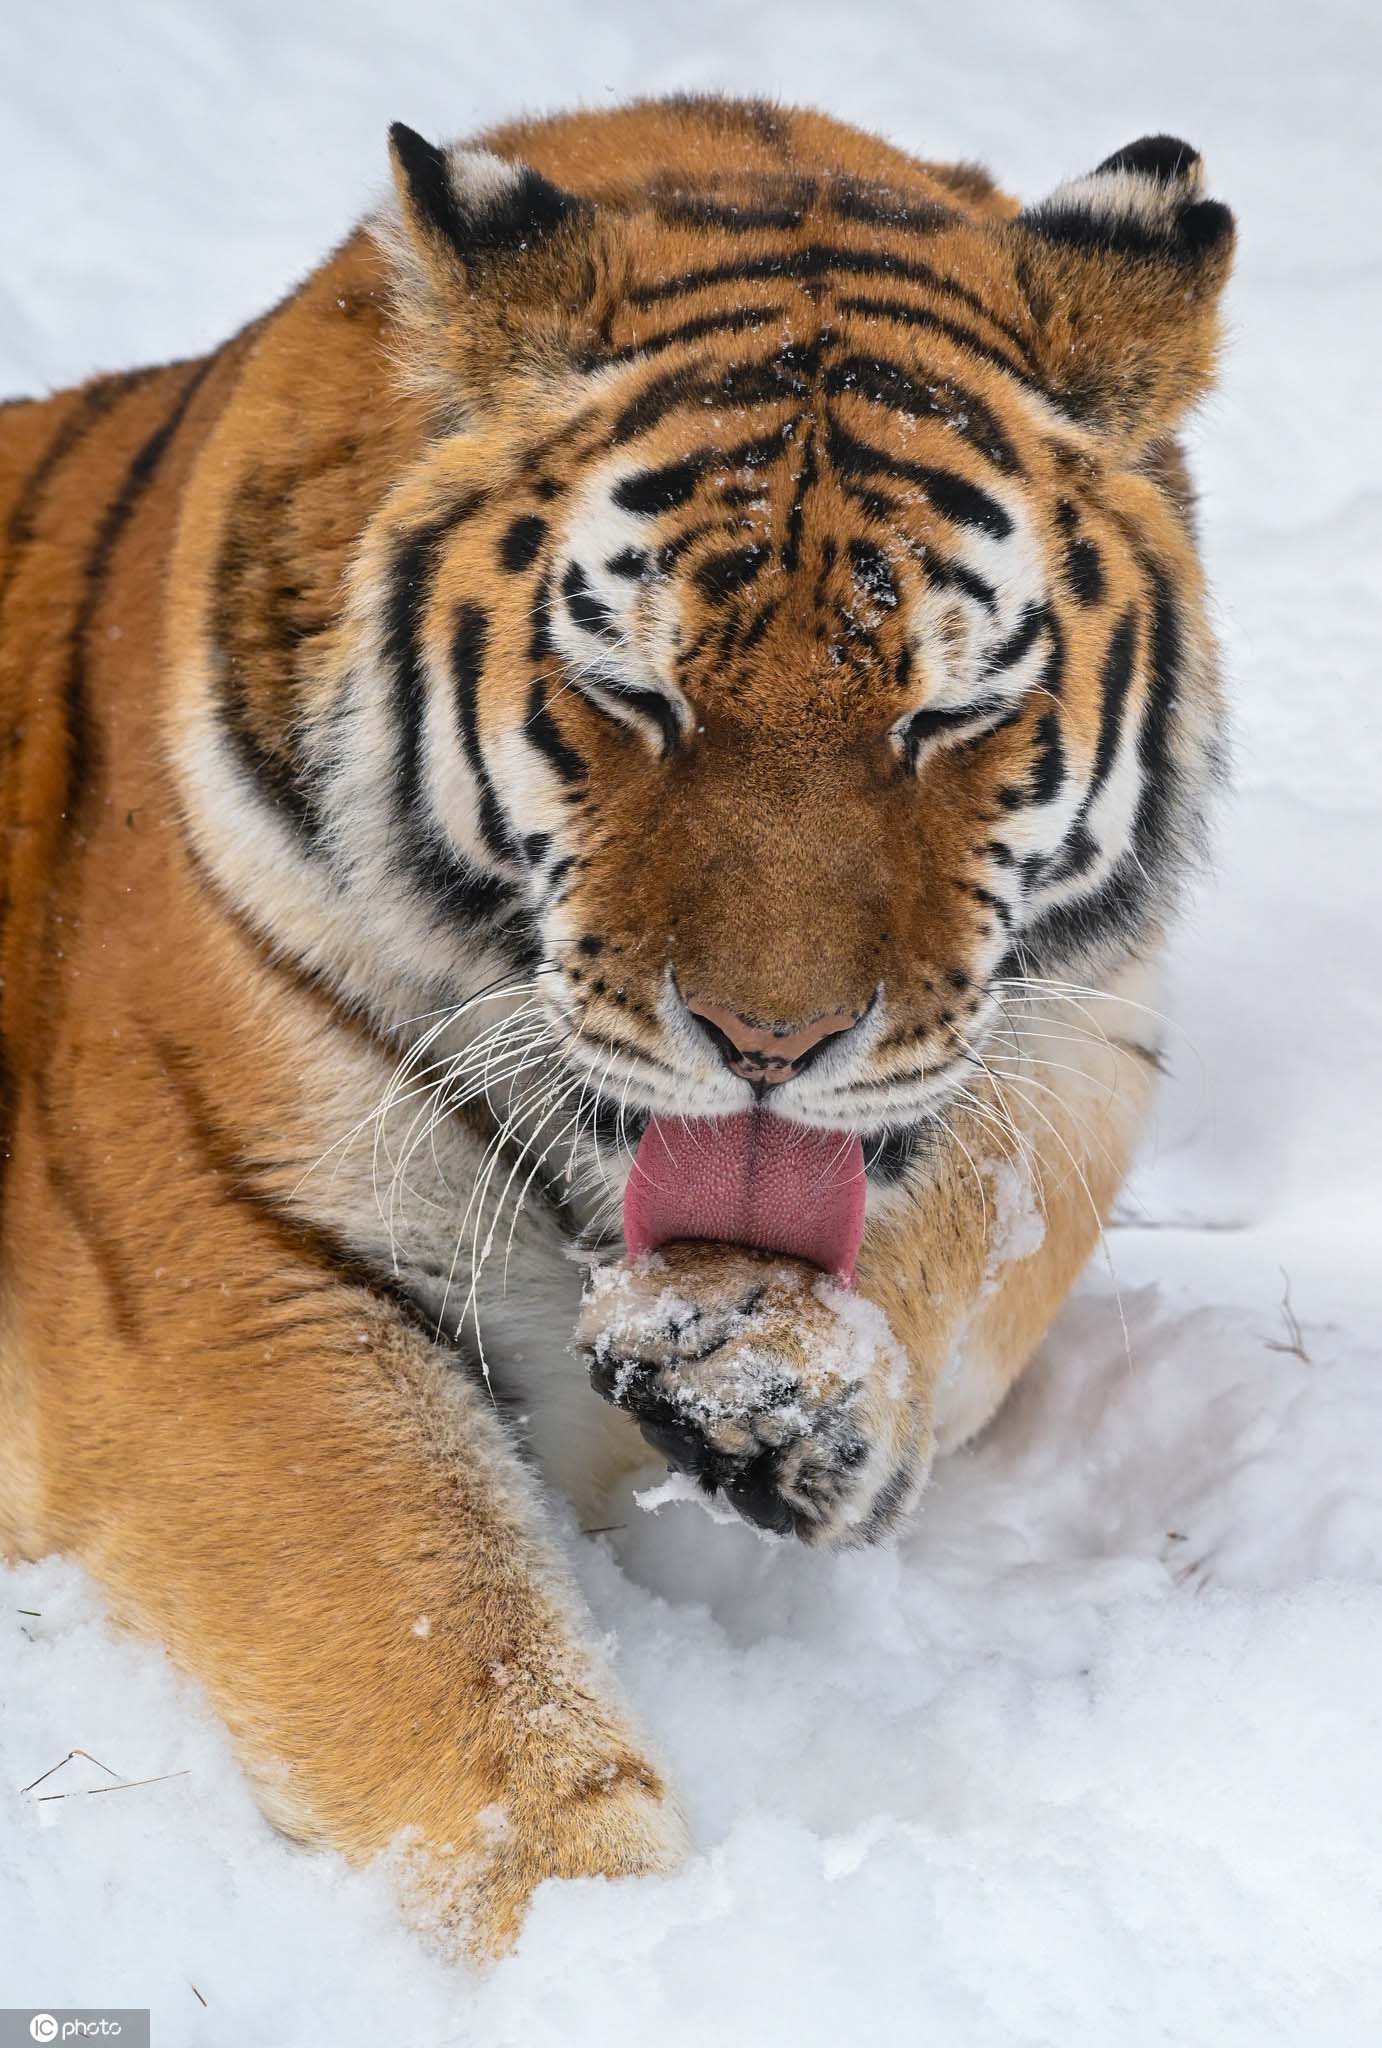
[186,104,1234,1248]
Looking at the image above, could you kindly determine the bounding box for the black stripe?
[833,294,1040,390]
[581,679,682,757]
[610,362,709,445]
[628,245,1039,367]
[540,853,576,910]
[212,469,330,838]
[826,419,1013,538]
[525,674,587,784]
[823,354,1022,473]
[611,342,819,446]
[451,602,518,862]
[827,182,952,236]
[848,538,898,610]
[913,466,1013,541]
[1064,535,1104,605]
[739,598,779,651]
[499,514,547,573]
[712,340,820,407]
[382,492,515,926]
[661,93,792,154]
[1029,708,1064,803]
[1022,608,1068,806]
[983,603,1045,676]
[693,544,769,604]
[837,480,902,525]
[780,423,818,574]
[603,304,789,367]
[387,491,488,820]
[1131,569,1185,873]
[970,882,1014,931]
[659,521,730,578]
[407,833,513,926]
[614,429,786,519]
[652,190,811,233]
[562,559,620,640]
[1098,136,1201,181]
[61,358,217,832]
[614,456,706,516]
[902,695,1009,763]
[1020,848,1147,971]
[0,368,152,625]
[528,576,556,662]
[2,374,155,1191]
[1089,609,1138,801]
[1031,602,1154,901]
[149,1025,484,1340]
[41,1128,145,1348]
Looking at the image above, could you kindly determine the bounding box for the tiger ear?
[1011,136,1235,451]
[386,123,583,281]
[378,124,596,397]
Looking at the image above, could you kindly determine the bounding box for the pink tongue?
[623,1111,867,1283]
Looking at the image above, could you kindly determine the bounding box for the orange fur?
[0,97,1230,1951]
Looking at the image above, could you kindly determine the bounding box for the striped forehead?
[548,354,1049,701]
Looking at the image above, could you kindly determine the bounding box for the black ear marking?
[389,122,468,249]
[387,121,582,264]
[1012,138,1234,447]
[1096,135,1201,182]
[1178,198,1234,253]
[1019,135,1232,263]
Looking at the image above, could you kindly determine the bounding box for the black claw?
[725,1453,796,1536]
[586,1349,645,1402]
[637,1413,712,1477]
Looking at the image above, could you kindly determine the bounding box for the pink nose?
[685,995,860,1084]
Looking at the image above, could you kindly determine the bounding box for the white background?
[2,3,1380,2042]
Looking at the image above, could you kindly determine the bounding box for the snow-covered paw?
[577,1245,930,1546]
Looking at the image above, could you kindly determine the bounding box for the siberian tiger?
[0,97,1233,1953]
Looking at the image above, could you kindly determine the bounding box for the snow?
[3,1,1381,2041]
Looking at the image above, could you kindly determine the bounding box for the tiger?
[0,96,1233,1955]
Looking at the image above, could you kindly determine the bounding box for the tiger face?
[336,122,1230,1197]
[531,363,1067,1141]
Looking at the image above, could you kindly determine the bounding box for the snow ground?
[3,2,1380,2041]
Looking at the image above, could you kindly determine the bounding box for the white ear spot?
[1045,134,1205,236]
[444,148,528,217]
[382,120,579,273]
[1022,134,1229,259]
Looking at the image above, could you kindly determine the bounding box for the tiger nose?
[685,994,861,1085]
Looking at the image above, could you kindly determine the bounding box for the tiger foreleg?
[41,1263,685,1957]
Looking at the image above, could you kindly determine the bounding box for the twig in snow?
[1265,1268,1311,1364]
[21,1746,122,1795]
[36,1769,190,1803]
[189,1983,208,2008]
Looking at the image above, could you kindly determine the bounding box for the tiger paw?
[576,1243,930,1546]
